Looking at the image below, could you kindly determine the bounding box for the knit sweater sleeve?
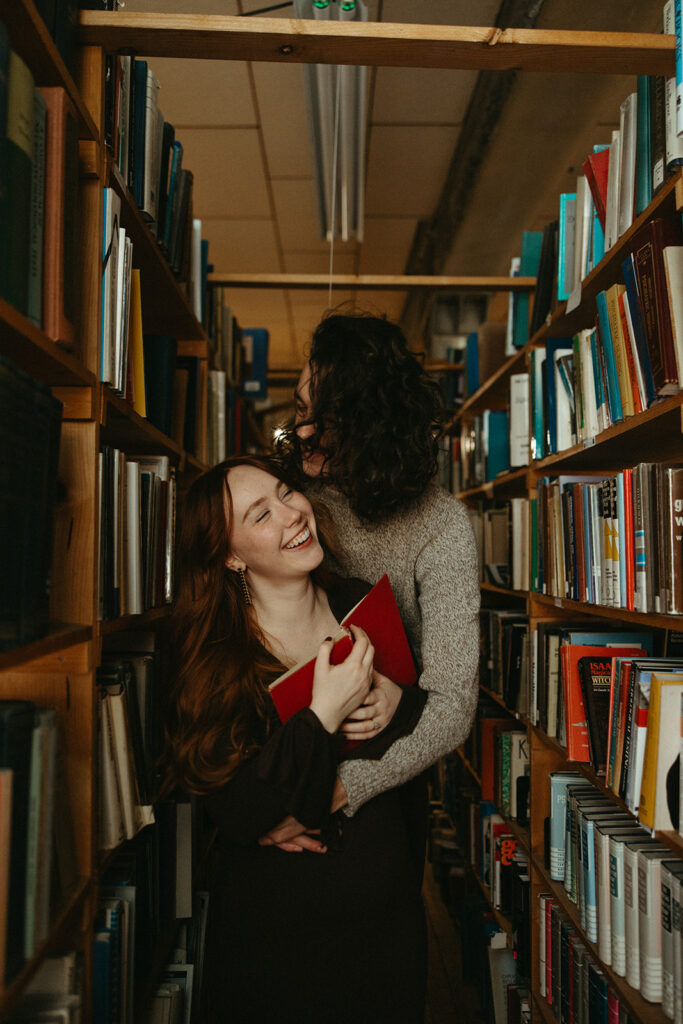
[337,501,480,815]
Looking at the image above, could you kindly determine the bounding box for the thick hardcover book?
[269,575,416,755]
[39,86,79,350]
[632,217,683,396]
[577,656,613,773]
[639,672,683,830]
[1,51,34,316]
[513,231,543,348]
[27,89,46,329]
[132,58,148,210]
[142,335,177,438]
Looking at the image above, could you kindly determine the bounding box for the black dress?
[201,578,429,1024]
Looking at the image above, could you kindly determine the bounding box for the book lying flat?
[269,575,417,748]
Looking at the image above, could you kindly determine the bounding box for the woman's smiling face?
[225,464,323,582]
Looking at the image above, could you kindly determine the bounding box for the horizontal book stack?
[98,449,176,621]
[0,701,77,985]
[0,355,62,651]
[0,32,80,350]
[468,498,531,592]
[546,774,683,1012]
[533,463,683,615]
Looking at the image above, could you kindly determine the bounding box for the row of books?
[540,893,640,1024]
[0,29,79,347]
[98,449,175,621]
[478,615,532,723]
[0,355,63,651]
[534,462,683,615]
[546,775,683,1011]
[0,701,77,985]
[468,498,531,592]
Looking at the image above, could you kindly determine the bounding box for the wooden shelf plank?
[531,990,556,1024]
[0,625,92,673]
[1,0,98,139]
[108,160,205,340]
[0,877,89,1019]
[455,746,482,788]
[78,13,674,76]
[209,272,536,291]
[0,299,96,387]
[530,592,683,630]
[457,466,529,500]
[451,343,533,420]
[98,605,171,635]
[481,582,528,599]
[100,390,183,460]
[533,394,683,472]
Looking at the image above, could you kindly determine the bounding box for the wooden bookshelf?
[0,299,96,387]
[78,13,674,76]
[100,390,183,460]
[98,605,172,636]
[457,466,529,500]
[208,272,537,292]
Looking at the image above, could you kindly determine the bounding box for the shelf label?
[583,437,596,448]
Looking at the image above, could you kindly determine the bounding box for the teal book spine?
[513,231,543,346]
[27,88,46,328]
[557,194,577,301]
[595,290,623,424]
[635,75,652,216]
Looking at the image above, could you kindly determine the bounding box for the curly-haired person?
[264,311,480,873]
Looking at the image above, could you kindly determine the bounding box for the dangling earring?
[238,567,252,606]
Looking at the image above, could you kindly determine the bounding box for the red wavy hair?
[162,454,337,796]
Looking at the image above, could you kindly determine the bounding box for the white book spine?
[508,372,529,468]
[604,130,621,251]
[595,829,613,964]
[124,460,143,616]
[618,92,637,238]
[671,874,682,1024]
[191,218,202,323]
[538,894,547,998]
[142,69,160,221]
[623,844,642,989]
[583,820,598,942]
[609,838,627,975]
[638,854,665,1003]
[113,226,127,392]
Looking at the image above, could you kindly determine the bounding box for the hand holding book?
[309,624,374,734]
[340,670,403,741]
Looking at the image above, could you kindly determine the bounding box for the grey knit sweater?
[315,481,480,816]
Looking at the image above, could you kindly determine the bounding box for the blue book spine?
[241,327,269,400]
[513,231,543,346]
[621,252,656,407]
[544,339,573,455]
[163,140,183,251]
[588,328,607,426]
[557,194,577,301]
[132,59,147,210]
[595,290,623,423]
[635,75,652,216]
[465,331,479,395]
[592,207,605,267]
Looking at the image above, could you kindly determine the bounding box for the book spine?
[662,864,676,1018]
[638,856,664,1003]
[609,839,627,975]
[27,89,45,328]
[623,845,641,989]
[676,0,683,139]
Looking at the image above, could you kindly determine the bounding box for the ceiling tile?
[146,58,255,126]
[365,125,455,218]
[283,252,357,274]
[359,217,417,274]
[178,128,270,218]
[352,290,408,324]
[379,0,500,26]
[372,67,475,125]
[272,178,357,255]
[252,63,315,179]
[201,218,279,272]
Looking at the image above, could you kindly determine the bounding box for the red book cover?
[268,575,417,752]
[583,147,610,230]
[560,644,645,761]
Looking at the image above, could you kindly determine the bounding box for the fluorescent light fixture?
[293,0,368,242]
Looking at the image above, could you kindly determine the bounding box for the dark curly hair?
[280,312,445,522]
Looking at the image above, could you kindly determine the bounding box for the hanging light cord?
[328,65,342,308]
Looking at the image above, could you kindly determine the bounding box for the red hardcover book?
[583,147,610,230]
[560,644,645,761]
[632,217,683,396]
[39,86,79,350]
[479,715,510,802]
[269,575,417,752]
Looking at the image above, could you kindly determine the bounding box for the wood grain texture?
[78,13,674,76]
[208,272,537,291]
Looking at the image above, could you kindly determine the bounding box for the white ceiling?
[122,0,665,368]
